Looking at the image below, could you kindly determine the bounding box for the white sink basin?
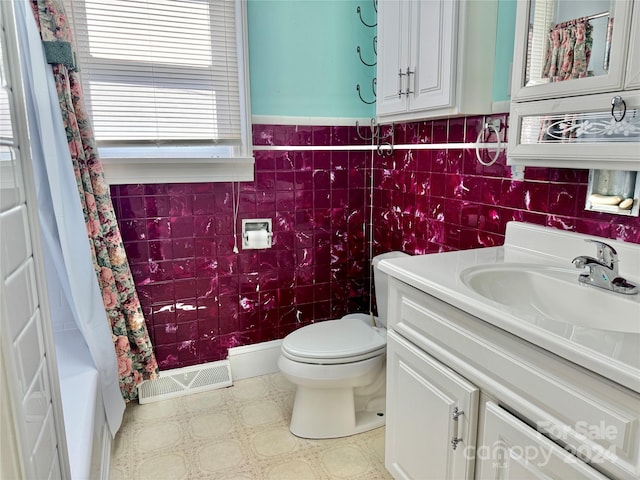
[461,263,640,334]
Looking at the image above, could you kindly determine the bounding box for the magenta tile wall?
[111,125,373,369]
[372,115,640,255]
[111,118,640,370]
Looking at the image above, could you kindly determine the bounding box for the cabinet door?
[508,89,640,169]
[376,0,457,117]
[511,0,634,101]
[477,402,610,480]
[385,330,479,480]
[407,0,457,113]
[376,0,410,116]
[625,0,640,89]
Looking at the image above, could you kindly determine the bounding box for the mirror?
[0,35,23,210]
[519,109,640,145]
[525,0,615,86]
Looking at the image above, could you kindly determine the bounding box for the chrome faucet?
[572,240,638,295]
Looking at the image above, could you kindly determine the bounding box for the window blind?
[64,0,242,146]
[527,0,555,85]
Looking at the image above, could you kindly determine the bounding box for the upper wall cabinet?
[511,0,634,101]
[376,0,498,122]
[508,0,640,169]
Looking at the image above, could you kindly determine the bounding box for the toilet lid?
[281,318,386,364]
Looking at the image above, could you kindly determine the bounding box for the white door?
[0,1,68,478]
[476,402,610,480]
[385,330,479,480]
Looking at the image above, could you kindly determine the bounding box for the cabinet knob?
[450,437,463,450]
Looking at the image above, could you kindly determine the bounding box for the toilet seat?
[281,318,386,365]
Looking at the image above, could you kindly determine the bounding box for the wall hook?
[355,118,395,157]
[357,5,377,27]
[377,123,394,157]
[356,1,377,105]
[357,46,377,67]
[357,80,376,105]
[356,118,379,142]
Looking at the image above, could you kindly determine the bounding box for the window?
[64,0,253,183]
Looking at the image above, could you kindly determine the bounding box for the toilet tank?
[371,251,409,327]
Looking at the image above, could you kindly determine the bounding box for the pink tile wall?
[112,118,640,370]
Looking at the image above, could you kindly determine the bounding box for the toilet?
[278,251,408,439]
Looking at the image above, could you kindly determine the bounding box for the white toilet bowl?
[278,251,408,439]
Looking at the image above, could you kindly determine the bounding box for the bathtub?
[54,328,110,479]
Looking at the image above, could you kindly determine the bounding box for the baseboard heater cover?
[137,360,232,404]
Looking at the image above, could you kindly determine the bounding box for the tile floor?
[109,373,393,479]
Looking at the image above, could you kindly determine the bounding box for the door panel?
[386,330,478,480]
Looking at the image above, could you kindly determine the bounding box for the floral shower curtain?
[30,0,158,401]
[542,18,594,82]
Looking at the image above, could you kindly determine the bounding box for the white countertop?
[378,222,640,393]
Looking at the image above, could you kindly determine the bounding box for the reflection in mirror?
[520,109,640,144]
[0,33,23,210]
[525,0,614,86]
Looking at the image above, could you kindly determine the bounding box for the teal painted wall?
[492,0,517,103]
[247,0,516,118]
[247,0,376,119]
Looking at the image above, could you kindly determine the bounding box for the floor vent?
[137,360,232,404]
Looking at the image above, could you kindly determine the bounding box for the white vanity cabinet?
[386,330,478,480]
[508,0,640,169]
[376,0,497,122]
[384,277,640,480]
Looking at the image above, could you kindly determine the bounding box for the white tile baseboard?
[228,339,283,381]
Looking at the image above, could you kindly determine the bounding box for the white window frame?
[68,0,254,185]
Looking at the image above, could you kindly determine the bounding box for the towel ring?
[475,120,502,166]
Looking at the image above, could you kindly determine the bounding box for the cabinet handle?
[611,96,627,122]
[405,67,414,96]
[398,67,414,97]
[450,407,464,450]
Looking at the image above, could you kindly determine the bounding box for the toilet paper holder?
[242,218,273,249]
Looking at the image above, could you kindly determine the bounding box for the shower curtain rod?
[585,11,610,21]
[552,10,609,28]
